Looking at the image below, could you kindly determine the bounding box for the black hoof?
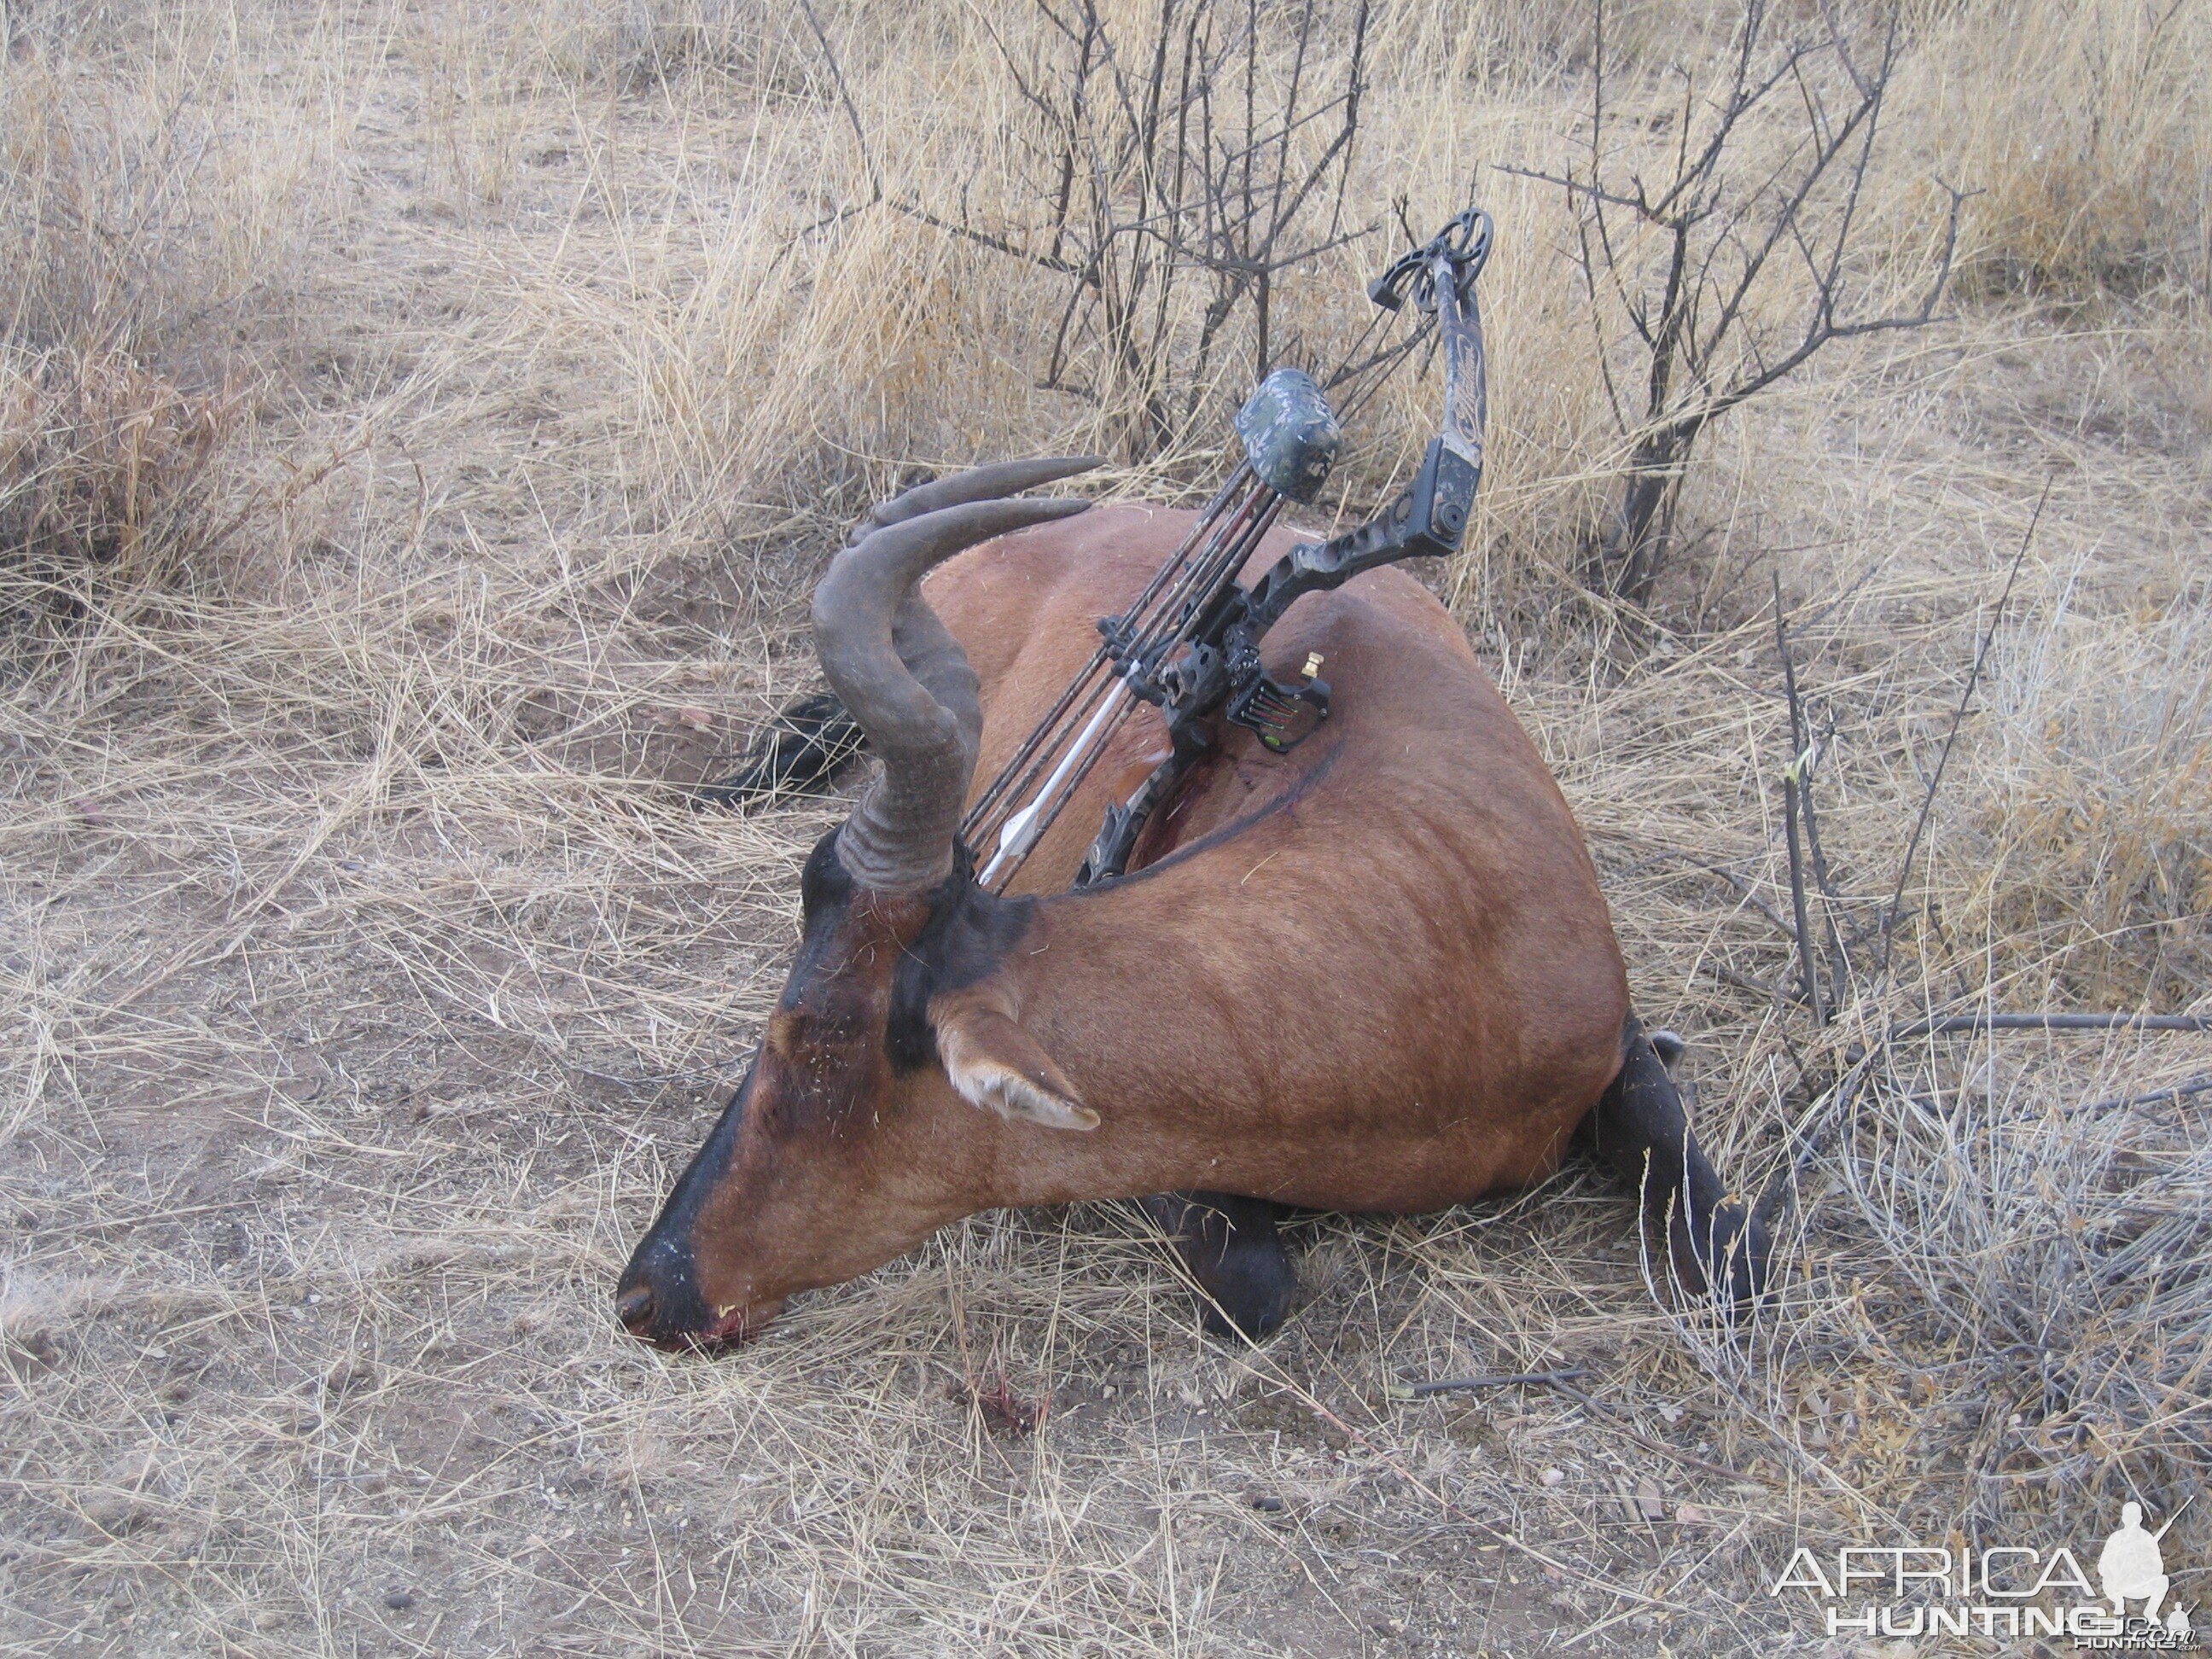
[1668,1190,1772,1312]
[1587,1016,1776,1316]
[694,690,864,807]
[1141,1192,1297,1341]
[1194,1235,1296,1341]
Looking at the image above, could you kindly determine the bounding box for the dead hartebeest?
[617,458,1768,1347]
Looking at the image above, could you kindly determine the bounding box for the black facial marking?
[792,830,857,953]
[887,843,1033,1073]
[615,1058,756,1338]
[783,830,1033,1079]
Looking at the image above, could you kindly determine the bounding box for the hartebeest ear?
[930,997,1098,1132]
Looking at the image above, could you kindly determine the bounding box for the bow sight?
[963,207,1495,893]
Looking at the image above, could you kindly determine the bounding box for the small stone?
[1249,1492,1284,1512]
[82,1492,152,1533]
[1675,1502,1708,1524]
[1540,1467,1566,1487]
[381,1589,415,1611]
[82,1452,163,1534]
[323,1356,374,1395]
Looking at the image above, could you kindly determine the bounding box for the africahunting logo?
[1770,1499,2197,1648]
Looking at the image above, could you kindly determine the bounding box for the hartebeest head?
[616,460,1103,1349]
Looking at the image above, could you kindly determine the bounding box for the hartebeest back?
[617,461,1766,1348]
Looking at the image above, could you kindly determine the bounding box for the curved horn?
[814,488,1093,892]
[848,456,1105,545]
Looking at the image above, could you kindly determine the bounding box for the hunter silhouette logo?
[2099,1500,2193,1638]
[1770,1495,2199,1647]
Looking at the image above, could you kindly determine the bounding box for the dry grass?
[0,347,232,645]
[2,2,2208,1654]
[1916,0,2212,302]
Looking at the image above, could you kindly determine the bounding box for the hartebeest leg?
[1580,1016,1771,1309]
[694,690,864,807]
[1139,1191,1297,1340]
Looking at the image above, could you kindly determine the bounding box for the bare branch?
[1877,481,2048,971]
[1531,1,1965,604]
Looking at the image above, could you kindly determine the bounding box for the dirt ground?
[3,2,2209,1656]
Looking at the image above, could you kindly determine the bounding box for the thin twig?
[1798,763,1853,1003]
[1540,1378,1761,1484]
[1397,1367,1592,1397]
[1691,861,1797,940]
[1771,578,1854,995]
[1877,480,2049,970]
[795,0,884,204]
[1773,572,1825,1024]
[2083,1074,2212,1115]
[1705,958,1813,1009]
[1889,1012,2212,1039]
[1779,755,1823,1021]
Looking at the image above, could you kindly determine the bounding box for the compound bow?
[961,207,1494,894]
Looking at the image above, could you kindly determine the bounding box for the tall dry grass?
[0,347,232,639]
[0,0,334,651]
[1915,0,2212,301]
[1,1,2207,1654]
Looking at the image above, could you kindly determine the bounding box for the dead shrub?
[0,8,307,654]
[0,346,231,639]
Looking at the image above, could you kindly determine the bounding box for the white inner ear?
[938,1018,1100,1132]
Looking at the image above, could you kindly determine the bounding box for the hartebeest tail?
[618,460,1769,1349]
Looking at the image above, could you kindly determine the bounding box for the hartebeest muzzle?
[617,1062,782,1348]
